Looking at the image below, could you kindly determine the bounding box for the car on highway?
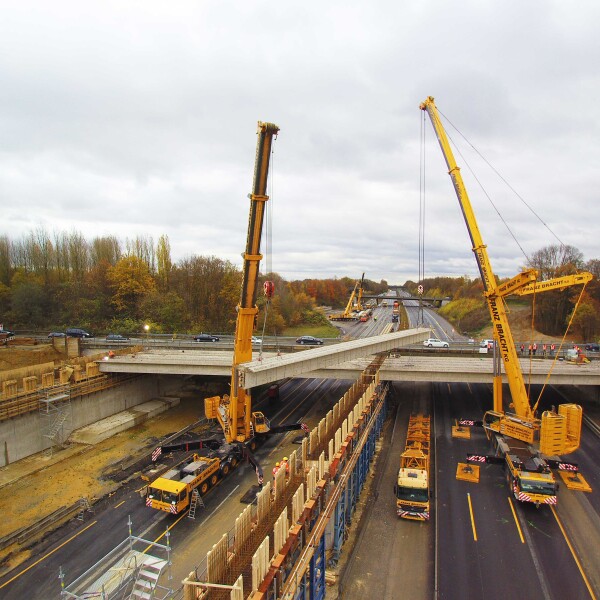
[423,338,449,348]
[65,328,92,338]
[585,343,600,352]
[251,336,262,345]
[296,335,324,345]
[106,334,130,342]
[48,331,66,338]
[480,339,494,349]
[194,333,220,342]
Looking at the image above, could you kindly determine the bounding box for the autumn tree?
[527,244,585,335]
[0,235,12,286]
[569,299,600,341]
[107,256,156,318]
[156,235,172,292]
[90,236,121,266]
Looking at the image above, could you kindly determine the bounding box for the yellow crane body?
[421,97,592,506]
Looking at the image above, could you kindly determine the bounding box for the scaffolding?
[60,518,173,600]
[39,385,72,458]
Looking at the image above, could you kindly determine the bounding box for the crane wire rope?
[436,111,543,381]
[531,281,589,415]
[435,110,531,265]
[418,111,426,327]
[437,109,566,250]
[436,109,588,413]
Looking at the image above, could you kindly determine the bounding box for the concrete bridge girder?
[236,328,431,388]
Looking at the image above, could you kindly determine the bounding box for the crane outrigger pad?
[456,463,480,483]
[557,470,592,492]
[452,425,471,439]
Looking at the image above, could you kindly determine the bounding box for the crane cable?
[531,281,589,415]
[418,111,426,327]
[437,109,566,260]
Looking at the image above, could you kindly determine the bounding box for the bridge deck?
[97,330,600,387]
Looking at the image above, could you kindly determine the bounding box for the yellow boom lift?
[421,96,593,505]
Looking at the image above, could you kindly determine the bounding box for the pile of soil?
[0,343,64,371]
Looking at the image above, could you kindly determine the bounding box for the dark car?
[65,328,92,338]
[585,343,600,352]
[106,334,130,342]
[194,333,220,342]
[296,335,324,345]
[48,332,66,338]
[0,329,15,344]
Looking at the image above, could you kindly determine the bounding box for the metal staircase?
[130,557,168,599]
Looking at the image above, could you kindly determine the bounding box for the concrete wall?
[0,375,184,467]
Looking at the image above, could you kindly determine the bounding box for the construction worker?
[272,462,280,479]
[282,456,289,475]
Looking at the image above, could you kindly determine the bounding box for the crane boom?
[420,96,591,452]
[205,121,279,443]
[420,96,533,424]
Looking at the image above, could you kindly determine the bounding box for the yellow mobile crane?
[421,97,593,505]
[146,123,307,513]
[329,273,366,321]
[204,122,307,447]
[204,121,278,443]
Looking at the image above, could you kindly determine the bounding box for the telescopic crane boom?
[205,122,279,444]
[420,96,591,454]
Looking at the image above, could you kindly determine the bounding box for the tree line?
[0,230,387,335]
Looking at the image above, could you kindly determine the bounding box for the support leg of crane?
[239,443,264,504]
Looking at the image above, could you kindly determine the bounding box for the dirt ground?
[0,389,205,571]
[0,342,65,371]
[477,303,578,344]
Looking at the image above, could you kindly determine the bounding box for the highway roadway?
[0,378,355,599]
[3,302,599,599]
[340,380,600,600]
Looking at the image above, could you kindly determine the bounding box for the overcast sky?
[1,1,598,285]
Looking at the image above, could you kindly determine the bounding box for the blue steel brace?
[330,483,347,566]
[346,465,360,525]
[309,534,326,600]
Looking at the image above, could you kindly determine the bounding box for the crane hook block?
[264,281,275,298]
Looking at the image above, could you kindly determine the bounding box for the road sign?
[418,285,424,294]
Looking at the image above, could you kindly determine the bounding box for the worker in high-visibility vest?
[282,456,289,475]
[272,462,280,480]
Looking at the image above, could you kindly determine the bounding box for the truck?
[392,300,400,323]
[467,437,561,506]
[146,444,243,515]
[395,414,430,520]
[421,96,592,505]
[359,309,372,322]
